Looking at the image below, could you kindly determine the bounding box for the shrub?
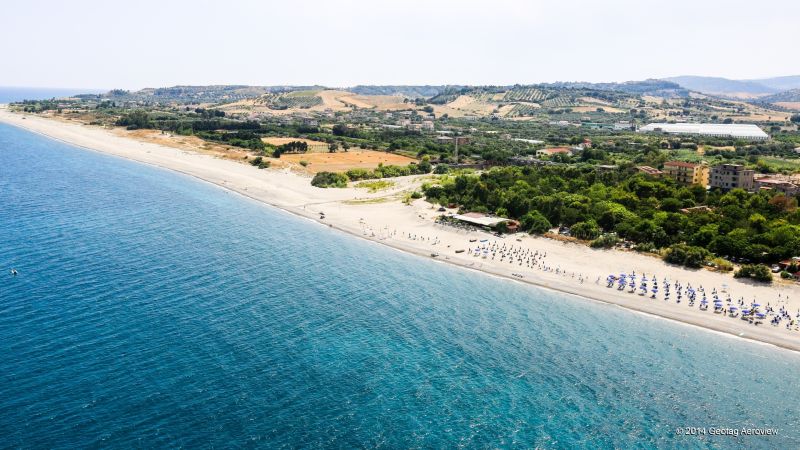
[299,160,309,167]
[590,233,619,248]
[734,264,773,283]
[780,271,793,279]
[311,171,349,188]
[249,156,270,169]
[710,257,734,272]
[634,242,658,253]
[356,180,395,193]
[663,244,710,268]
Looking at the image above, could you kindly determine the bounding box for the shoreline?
[2,107,800,354]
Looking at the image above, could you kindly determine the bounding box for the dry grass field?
[280,150,416,173]
[262,137,330,152]
[572,105,624,113]
[117,128,253,161]
[775,102,800,111]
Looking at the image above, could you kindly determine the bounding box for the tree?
[734,264,772,283]
[328,142,339,153]
[418,156,432,173]
[663,244,710,268]
[570,220,601,240]
[433,164,449,174]
[116,110,151,129]
[332,124,349,136]
[790,114,800,124]
[520,211,552,234]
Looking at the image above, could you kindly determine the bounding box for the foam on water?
[1,122,799,448]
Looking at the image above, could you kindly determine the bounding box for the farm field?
[280,150,417,173]
[572,105,624,113]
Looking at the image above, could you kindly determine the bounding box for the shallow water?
[1,123,799,448]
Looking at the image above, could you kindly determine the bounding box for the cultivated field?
[280,150,417,173]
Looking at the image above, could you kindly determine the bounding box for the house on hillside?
[636,166,664,177]
[536,147,573,158]
[709,164,755,192]
[754,175,800,196]
[663,161,709,186]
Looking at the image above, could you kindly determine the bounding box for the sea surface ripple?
[1,123,799,448]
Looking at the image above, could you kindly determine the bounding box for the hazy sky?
[2,0,798,90]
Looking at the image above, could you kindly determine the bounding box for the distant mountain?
[664,76,777,97]
[751,76,800,92]
[548,79,689,97]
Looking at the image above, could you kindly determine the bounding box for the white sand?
[3,106,800,352]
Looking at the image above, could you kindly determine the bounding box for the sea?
[0,87,106,104]
[1,95,799,448]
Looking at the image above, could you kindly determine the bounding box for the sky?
[2,0,798,90]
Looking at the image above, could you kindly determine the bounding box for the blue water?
[0,87,105,104]
[1,122,799,449]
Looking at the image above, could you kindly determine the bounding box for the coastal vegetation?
[311,171,349,188]
[10,84,800,276]
[423,165,800,269]
[355,180,395,192]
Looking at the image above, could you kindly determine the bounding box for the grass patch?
[355,180,395,192]
[343,197,391,205]
[758,157,800,172]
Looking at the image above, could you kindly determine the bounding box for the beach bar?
[453,212,518,232]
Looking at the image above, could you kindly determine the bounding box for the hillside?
[547,79,689,97]
[347,85,458,98]
[757,89,800,110]
[99,85,328,104]
[56,82,793,122]
[751,76,800,92]
[665,76,777,98]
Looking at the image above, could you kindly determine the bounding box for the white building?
[638,123,769,140]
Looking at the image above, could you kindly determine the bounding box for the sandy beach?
[3,106,800,352]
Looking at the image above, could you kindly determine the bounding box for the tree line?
[423,165,800,277]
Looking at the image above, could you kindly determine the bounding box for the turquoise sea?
[1,121,799,448]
